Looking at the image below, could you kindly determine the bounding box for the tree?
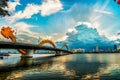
[0,0,10,17]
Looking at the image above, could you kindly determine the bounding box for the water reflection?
[0,54,21,68]
[4,58,67,80]
[17,58,33,67]
[1,54,120,80]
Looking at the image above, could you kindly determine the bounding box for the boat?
[4,53,10,56]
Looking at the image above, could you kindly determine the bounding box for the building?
[114,44,120,52]
[73,48,85,53]
[117,46,120,51]
[96,45,99,52]
[114,44,117,50]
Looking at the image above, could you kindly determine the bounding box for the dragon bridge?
[0,26,58,55]
[61,44,68,50]
[0,26,72,55]
[38,39,56,48]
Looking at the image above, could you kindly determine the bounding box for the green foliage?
[0,0,10,17]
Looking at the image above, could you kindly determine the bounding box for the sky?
[0,0,120,50]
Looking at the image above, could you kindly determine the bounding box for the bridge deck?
[0,41,72,53]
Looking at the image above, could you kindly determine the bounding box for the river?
[0,53,120,80]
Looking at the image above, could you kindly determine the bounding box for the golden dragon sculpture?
[0,26,70,55]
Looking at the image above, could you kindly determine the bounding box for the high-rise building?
[114,44,117,51]
[96,45,99,52]
[117,45,120,51]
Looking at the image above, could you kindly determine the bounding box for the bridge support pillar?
[21,49,34,58]
[55,51,61,56]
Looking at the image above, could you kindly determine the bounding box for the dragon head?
[0,27,16,41]
[1,26,26,55]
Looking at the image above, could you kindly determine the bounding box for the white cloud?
[4,0,21,12]
[13,22,32,34]
[60,36,68,41]
[86,1,117,41]
[54,35,68,42]
[68,28,74,32]
[40,0,63,16]
[57,23,114,50]
[7,0,63,21]
[7,4,40,21]
[75,21,117,41]
[13,22,41,43]
[67,28,77,34]
[89,0,111,22]
[0,20,66,43]
[94,10,112,15]
[12,22,67,43]
[46,36,52,39]
[76,22,93,28]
